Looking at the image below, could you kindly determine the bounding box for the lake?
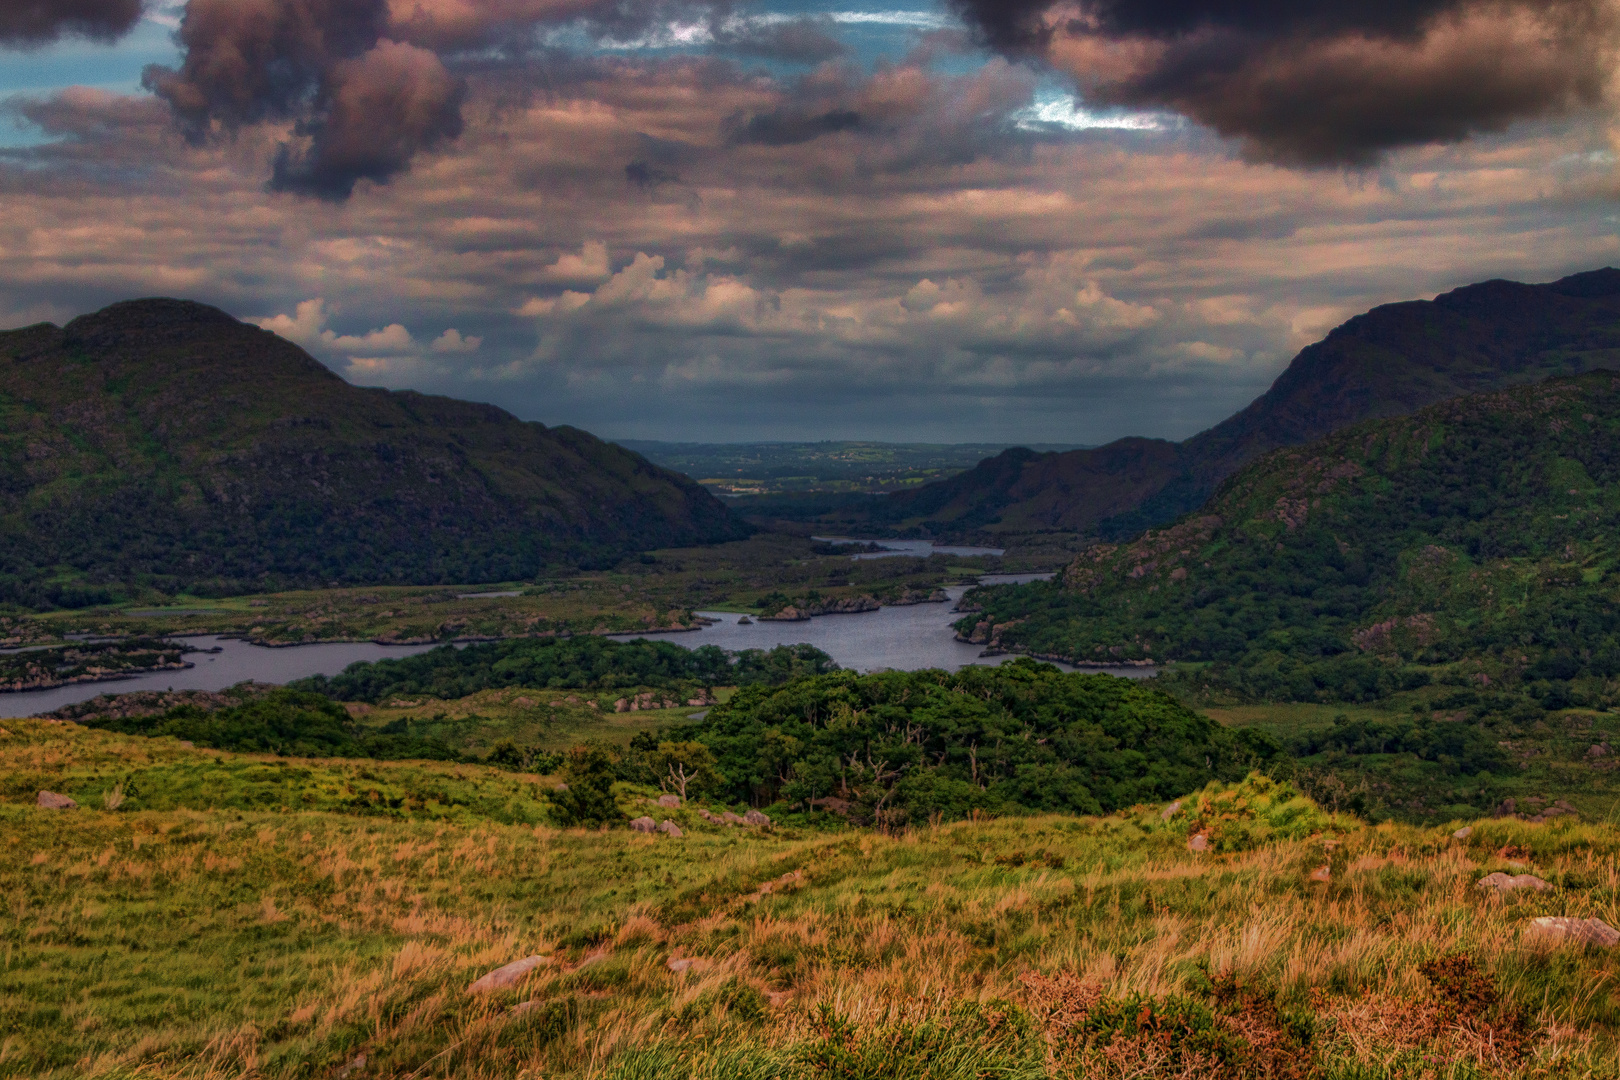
[2,576,1149,717]
[615,581,1153,678]
[811,537,1004,559]
[0,635,441,718]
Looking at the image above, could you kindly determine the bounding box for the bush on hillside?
[292,637,837,704]
[78,690,459,760]
[671,659,1274,826]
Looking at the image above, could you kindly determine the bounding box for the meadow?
[4,716,1620,1080]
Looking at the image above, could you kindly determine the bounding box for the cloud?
[539,240,612,283]
[948,0,1619,164]
[431,327,482,351]
[0,0,144,48]
[711,15,848,63]
[254,298,417,355]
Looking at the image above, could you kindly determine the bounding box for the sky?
[1,0,1619,444]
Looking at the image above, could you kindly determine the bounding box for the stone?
[36,790,77,810]
[1588,743,1611,758]
[658,820,683,838]
[1188,833,1209,852]
[630,816,656,832]
[468,955,552,993]
[1478,872,1552,893]
[1452,826,1472,839]
[613,699,628,713]
[722,811,745,824]
[667,957,694,972]
[744,809,770,826]
[1525,917,1620,948]
[1160,800,1182,821]
[1308,865,1331,883]
[657,793,681,808]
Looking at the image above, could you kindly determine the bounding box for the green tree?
[550,746,624,827]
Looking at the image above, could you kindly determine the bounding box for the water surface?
[1,635,439,718]
[616,584,1150,677]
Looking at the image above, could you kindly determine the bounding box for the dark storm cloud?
[0,0,143,47]
[141,0,460,197]
[270,39,465,200]
[948,0,1617,164]
[725,107,860,146]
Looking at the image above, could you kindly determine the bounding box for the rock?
[614,699,628,713]
[667,956,694,972]
[1587,743,1610,758]
[721,811,745,824]
[178,739,195,749]
[658,820,683,838]
[1452,826,1472,839]
[510,999,543,1016]
[468,954,552,993]
[630,816,656,832]
[1188,833,1209,852]
[737,616,752,625]
[36,790,77,810]
[744,809,770,826]
[810,796,851,816]
[1160,800,1182,821]
[1495,798,1517,817]
[657,793,681,808]
[1308,865,1332,883]
[1525,917,1620,948]
[1478,872,1552,893]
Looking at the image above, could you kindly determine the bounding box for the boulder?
[744,809,771,826]
[1587,743,1611,758]
[1188,833,1209,853]
[468,954,552,993]
[1477,872,1552,893]
[1452,826,1472,840]
[658,820,683,838]
[630,816,656,833]
[1525,917,1620,948]
[1308,865,1332,883]
[721,811,745,824]
[667,956,694,972]
[1160,800,1182,821]
[36,790,77,810]
[657,793,681,808]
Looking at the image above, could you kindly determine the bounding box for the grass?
[2,719,1620,1078]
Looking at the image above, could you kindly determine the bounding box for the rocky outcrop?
[1525,917,1620,948]
[36,790,77,809]
[1477,872,1552,893]
[467,955,552,993]
[1494,797,1578,823]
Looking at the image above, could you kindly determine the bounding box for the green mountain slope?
[962,369,1620,709]
[0,299,747,605]
[877,268,1620,538]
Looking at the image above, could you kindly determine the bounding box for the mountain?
[962,369,1620,710]
[0,299,747,606]
[877,268,1620,539]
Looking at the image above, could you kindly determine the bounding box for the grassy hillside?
[856,268,1620,540]
[3,718,1618,1079]
[0,299,746,608]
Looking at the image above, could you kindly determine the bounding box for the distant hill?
[876,269,1620,538]
[963,369,1620,709]
[0,299,747,606]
